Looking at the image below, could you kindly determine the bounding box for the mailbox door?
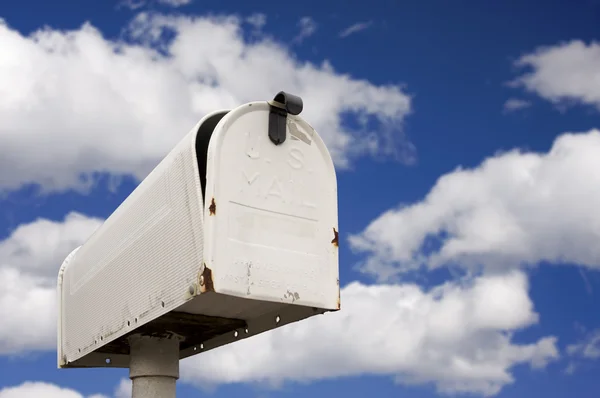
[203,102,339,310]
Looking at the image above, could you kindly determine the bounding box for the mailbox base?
[129,334,181,398]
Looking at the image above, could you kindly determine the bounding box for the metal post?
[129,335,181,398]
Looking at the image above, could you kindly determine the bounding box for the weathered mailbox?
[57,92,340,382]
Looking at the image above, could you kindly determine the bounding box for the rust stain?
[331,227,339,247]
[336,278,341,310]
[209,198,216,215]
[200,264,215,293]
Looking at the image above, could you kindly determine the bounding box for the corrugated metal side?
[59,120,206,365]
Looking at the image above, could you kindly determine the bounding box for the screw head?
[199,275,205,286]
[188,285,195,295]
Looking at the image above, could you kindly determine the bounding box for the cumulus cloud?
[0,13,412,193]
[503,98,532,113]
[0,379,128,398]
[0,213,101,355]
[350,129,600,280]
[0,213,102,279]
[0,213,558,395]
[113,379,131,398]
[511,40,600,110]
[339,21,373,38]
[181,270,558,396]
[0,381,107,398]
[0,267,57,354]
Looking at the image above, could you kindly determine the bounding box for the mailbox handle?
[268,91,303,145]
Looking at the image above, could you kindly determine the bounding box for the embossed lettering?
[287,147,304,169]
[266,177,284,199]
[242,170,260,185]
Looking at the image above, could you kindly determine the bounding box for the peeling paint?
[209,198,216,215]
[287,119,312,145]
[199,264,215,293]
[331,227,339,247]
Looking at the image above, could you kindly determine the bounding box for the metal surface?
[57,100,339,369]
[57,109,219,368]
[129,335,180,398]
[203,102,339,307]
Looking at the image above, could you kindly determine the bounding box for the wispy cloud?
[246,13,267,30]
[339,21,373,38]
[565,327,600,374]
[293,16,317,44]
[568,329,600,359]
[503,98,532,113]
[118,0,145,9]
[157,0,192,5]
[118,0,192,9]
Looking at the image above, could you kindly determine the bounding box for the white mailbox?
[57,92,340,369]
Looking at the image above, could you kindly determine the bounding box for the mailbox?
[57,93,340,368]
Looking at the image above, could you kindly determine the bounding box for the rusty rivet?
[209,198,216,215]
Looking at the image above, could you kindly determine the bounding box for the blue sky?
[1,0,600,397]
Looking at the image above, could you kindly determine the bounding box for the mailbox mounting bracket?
[268,91,303,145]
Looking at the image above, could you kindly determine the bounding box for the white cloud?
[113,379,131,398]
[181,270,558,396]
[350,129,600,280]
[0,213,102,279]
[0,213,101,355]
[564,328,600,374]
[0,267,57,354]
[0,213,558,395]
[503,98,532,113]
[511,40,600,110]
[118,0,192,9]
[156,0,192,6]
[293,16,317,44]
[567,328,600,359]
[0,13,411,193]
[339,21,373,38]
[246,13,267,30]
[0,382,107,398]
[118,0,146,10]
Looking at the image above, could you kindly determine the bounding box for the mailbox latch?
[268,91,303,145]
